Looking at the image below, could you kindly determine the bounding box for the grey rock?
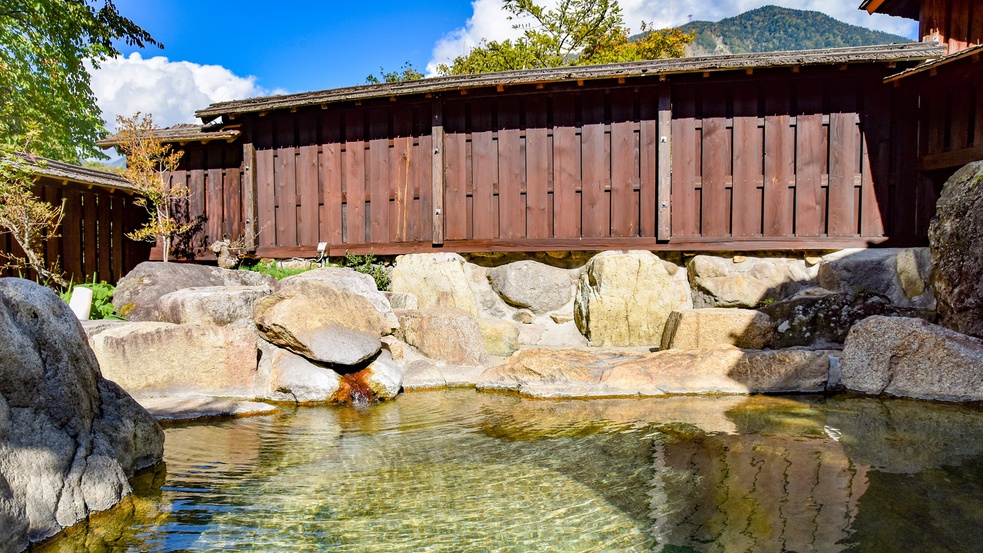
[929,161,983,337]
[383,291,418,310]
[268,348,342,403]
[112,261,275,321]
[254,280,388,366]
[761,288,935,348]
[841,316,983,401]
[0,278,163,550]
[280,267,398,331]
[487,260,574,314]
[156,285,272,327]
[818,248,934,309]
[360,351,403,400]
[395,308,488,366]
[87,322,259,397]
[688,255,817,308]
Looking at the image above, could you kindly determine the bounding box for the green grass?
[240,259,316,280]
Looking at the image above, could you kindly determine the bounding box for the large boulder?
[253,280,389,366]
[660,308,773,350]
[486,260,574,314]
[476,347,830,398]
[112,261,275,321]
[86,322,259,397]
[0,279,163,550]
[929,161,983,338]
[840,316,983,402]
[267,347,342,403]
[574,251,681,346]
[817,248,934,309]
[688,255,817,308]
[390,253,479,315]
[279,267,399,331]
[478,318,520,357]
[156,285,272,327]
[762,288,935,348]
[395,308,488,366]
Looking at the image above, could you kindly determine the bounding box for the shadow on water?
[33,391,983,552]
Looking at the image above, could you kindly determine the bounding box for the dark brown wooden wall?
[919,0,983,54]
[0,178,150,284]
[169,64,933,258]
[915,55,983,176]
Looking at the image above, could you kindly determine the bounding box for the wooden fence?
[164,63,935,259]
[0,177,150,284]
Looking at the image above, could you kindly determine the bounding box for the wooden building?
[864,0,983,181]
[108,43,947,260]
[0,159,149,283]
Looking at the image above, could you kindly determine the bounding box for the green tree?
[0,0,159,162]
[114,113,190,263]
[365,61,425,84]
[437,0,692,75]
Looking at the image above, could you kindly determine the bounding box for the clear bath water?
[38,390,983,552]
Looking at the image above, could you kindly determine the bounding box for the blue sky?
[93,0,918,133]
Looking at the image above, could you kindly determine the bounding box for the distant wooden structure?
[100,43,950,260]
[864,0,983,179]
[0,159,149,283]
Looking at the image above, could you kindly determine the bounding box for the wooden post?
[656,87,672,241]
[242,142,258,251]
[431,96,445,245]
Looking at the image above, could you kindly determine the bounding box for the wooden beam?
[241,142,258,251]
[431,97,445,245]
[656,87,672,241]
[918,144,983,171]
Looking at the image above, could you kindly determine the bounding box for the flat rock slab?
[402,361,489,390]
[477,347,831,399]
[136,397,277,422]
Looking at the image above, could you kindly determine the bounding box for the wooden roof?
[26,156,136,193]
[884,42,983,82]
[96,123,241,148]
[196,43,941,122]
[859,0,919,19]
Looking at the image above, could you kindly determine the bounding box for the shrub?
[343,252,390,291]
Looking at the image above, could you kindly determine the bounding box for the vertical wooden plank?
[367,107,391,244]
[471,98,498,239]
[42,185,63,277]
[274,119,298,246]
[795,80,825,237]
[187,150,205,249]
[976,87,983,147]
[296,117,320,248]
[82,186,98,277]
[921,0,948,45]
[553,93,581,238]
[581,90,609,237]
[701,87,730,237]
[950,88,973,151]
[223,147,242,242]
[206,149,224,243]
[860,80,889,237]
[254,118,276,248]
[671,89,698,237]
[110,192,124,281]
[241,142,259,250]
[733,82,762,237]
[320,111,344,247]
[443,100,468,240]
[764,84,795,237]
[418,104,434,243]
[949,0,971,53]
[95,190,111,281]
[971,0,983,47]
[431,99,446,244]
[344,109,366,244]
[525,95,550,239]
[639,87,658,238]
[62,189,83,278]
[498,97,524,238]
[656,87,672,240]
[610,88,637,237]
[828,95,858,237]
[391,105,413,242]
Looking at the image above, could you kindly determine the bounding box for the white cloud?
[89,53,283,133]
[427,0,918,72]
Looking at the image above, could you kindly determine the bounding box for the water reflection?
[34,391,983,553]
